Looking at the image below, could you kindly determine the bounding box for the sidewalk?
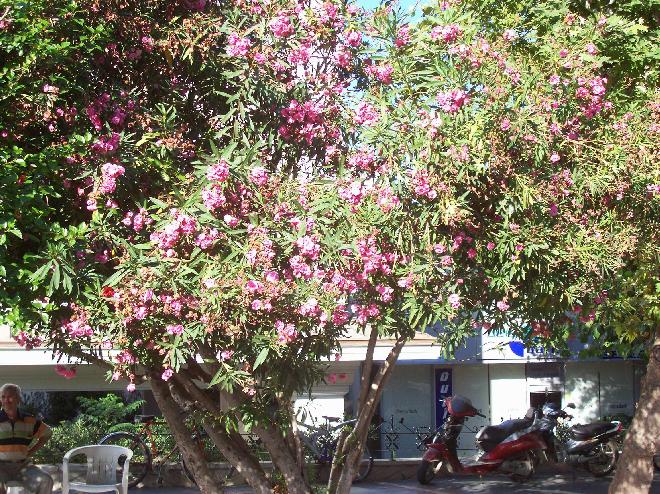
[53,471,658,494]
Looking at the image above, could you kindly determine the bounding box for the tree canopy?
[1,0,657,492]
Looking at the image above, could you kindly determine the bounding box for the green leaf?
[253,347,269,370]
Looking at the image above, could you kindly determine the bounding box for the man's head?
[0,383,22,413]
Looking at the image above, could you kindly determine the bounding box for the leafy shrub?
[34,394,144,464]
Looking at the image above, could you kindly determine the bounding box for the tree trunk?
[252,422,312,494]
[327,326,379,491]
[170,370,272,493]
[203,421,272,494]
[331,335,407,494]
[608,330,660,494]
[150,378,221,494]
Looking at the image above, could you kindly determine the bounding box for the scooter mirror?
[567,403,576,409]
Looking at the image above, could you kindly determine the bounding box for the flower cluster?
[431,24,462,43]
[436,89,468,114]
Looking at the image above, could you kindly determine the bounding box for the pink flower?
[264,270,280,283]
[550,152,560,163]
[275,320,298,344]
[287,45,311,65]
[448,293,461,309]
[585,43,598,55]
[202,186,226,210]
[134,306,149,320]
[354,101,379,127]
[219,349,234,361]
[397,275,414,289]
[431,24,462,43]
[126,383,136,392]
[332,306,350,325]
[548,75,560,85]
[299,298,321,317]
[249,166,269,186]
[245,280,263,293]
[102,162,125,179]
[207,160,230,182]
[467,248,477,259]
[549,204,559,216]
[166,324,184,336]
[269,15,294,38]
[497,299,510,311]
[55,365,77,379]
[395,25,410,47]
[296,235,321,260]
[227,33,252,57]
[486,241,495,251]
[559,48,569,58]
[344,30,363,47]
[436,89,468,114]
[334,47,352,68]
[433,243,447,254]
[224,214,239,227]
[500,118,511,131]
[376,284,394,302]
[254,52,267,64]
[161,368,174,381]
[646,184,660,196]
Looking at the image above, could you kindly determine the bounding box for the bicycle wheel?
[353,446,374,483]
[100,432,152,487]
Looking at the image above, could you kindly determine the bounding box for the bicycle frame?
[138,418,183,466]
[297,418,358,462]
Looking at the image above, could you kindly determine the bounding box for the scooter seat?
[570,422,615,440]
[477,418,533,446]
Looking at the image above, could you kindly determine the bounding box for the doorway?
[530,391,561,409]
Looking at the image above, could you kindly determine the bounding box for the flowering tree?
[1,0,657,493]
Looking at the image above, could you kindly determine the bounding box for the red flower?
[101,286,115,297]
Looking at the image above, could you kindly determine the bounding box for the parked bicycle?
[297,415,374,482]
[100,414,205,487]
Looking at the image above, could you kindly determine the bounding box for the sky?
[356,0,425,22]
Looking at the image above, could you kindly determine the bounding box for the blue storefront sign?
[435,368,453,427]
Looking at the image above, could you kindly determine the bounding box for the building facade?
[0,324,642,460]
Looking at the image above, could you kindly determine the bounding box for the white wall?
[0,364,147,391]
[565,361,635,422]
[599,361,635,418]
[489,364,528,422]
[453,364,489,452]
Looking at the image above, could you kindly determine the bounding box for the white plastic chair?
[5,481,26,494]
[62,445,133,494]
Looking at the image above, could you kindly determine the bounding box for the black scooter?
[535,402,622,477]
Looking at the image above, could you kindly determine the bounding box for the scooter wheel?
[510,451,535,483]
[587,440,618,477]
[417,460,437,485]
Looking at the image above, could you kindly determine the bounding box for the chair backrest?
[65,445,133,485]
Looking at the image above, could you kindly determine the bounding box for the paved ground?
[90,472,659,494]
